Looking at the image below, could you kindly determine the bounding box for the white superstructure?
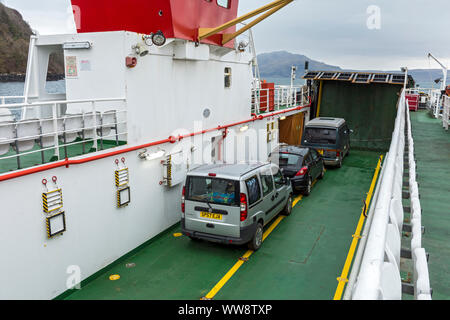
[0,28,308,299]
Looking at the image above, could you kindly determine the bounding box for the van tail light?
[336,151,341,157]
[240,193,248,221]
[295,166,308,176]
[181,186,185,213]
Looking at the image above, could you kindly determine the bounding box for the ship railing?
[347,89,431,300]
[0,97,127,171]
[0,96,26,105]
[427,89,443,118]
[251,85,308,114]
[406,87,443,114]
[442,95,449,130]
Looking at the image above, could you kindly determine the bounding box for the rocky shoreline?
[0,73,65,82]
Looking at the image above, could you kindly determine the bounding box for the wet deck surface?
[62,150,381,300]
[409,111,450,300]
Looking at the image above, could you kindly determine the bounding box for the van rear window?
[270,153,303,168]
[186,176,240,207]
[304,127,337,144]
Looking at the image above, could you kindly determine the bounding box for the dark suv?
[269,145,325,196]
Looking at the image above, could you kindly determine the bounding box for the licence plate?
[200,212,223,220]
[318,149,324,155]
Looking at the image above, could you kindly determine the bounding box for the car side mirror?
[285,177,291,185]
[350,129,354,134]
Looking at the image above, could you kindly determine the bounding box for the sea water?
[0,80,66,119]
[0,80,66,97]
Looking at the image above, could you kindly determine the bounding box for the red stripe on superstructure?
[0,103,310,182]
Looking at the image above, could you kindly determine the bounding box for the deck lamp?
[133,43,149,57]
[152,30,166,47]
[63,41,91,50]
[146,150,166,161]
[240,125,249,132]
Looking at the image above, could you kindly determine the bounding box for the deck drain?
[126,263,136,268]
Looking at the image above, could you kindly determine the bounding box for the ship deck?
[59,149,383,300]
[10,111,442,301]
[407,110,450,300]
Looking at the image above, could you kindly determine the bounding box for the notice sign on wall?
[65,56,78,78]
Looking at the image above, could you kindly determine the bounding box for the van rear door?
[184,176,241,238]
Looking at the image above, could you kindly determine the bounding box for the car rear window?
[271,153,303,168]
[186,176,240,207]
[304,127,337,144]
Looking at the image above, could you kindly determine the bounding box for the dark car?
[269,145,325,196]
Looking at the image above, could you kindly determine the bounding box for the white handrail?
[350,88,431,300]
[0,97,126,109]
[251,85,306,114]
[352,91,405,300]
[0,97,128,170]
[405,97,432,299]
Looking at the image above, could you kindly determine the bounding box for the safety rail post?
[92,101,99,151]
[443,96,449,130]
[52,103,60,160]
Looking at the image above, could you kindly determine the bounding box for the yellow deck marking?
[333,155,383,300]
[203,192,306,300]
[292,194,303,207]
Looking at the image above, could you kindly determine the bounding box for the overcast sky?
[2,0,449,70]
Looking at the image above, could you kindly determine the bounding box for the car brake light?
[240,193,248,221]
[208,173,216,177]
[295,166,308,176]
[181,186,185,213]
[336,151,341,157]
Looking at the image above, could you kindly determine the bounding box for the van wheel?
[282,194,293,216]
[337,155,343,168]
[318,166,325,180]
[248,223,263,251]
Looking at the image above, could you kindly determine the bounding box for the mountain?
[257,51,449,87]
[257,51,341,78]
[0,2,63,80]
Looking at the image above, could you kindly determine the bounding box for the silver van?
[181,163,293,251]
